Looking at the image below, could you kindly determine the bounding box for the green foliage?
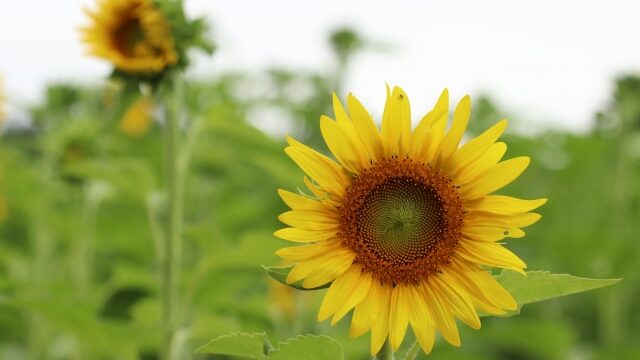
[269,335,344,360]
[0,24,636,360]
[196,332,271,359]
[495,270,621,315]
[330,28,364,64]
[197,333,344,360]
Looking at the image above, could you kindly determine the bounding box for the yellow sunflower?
[120,96,154,136]
[81,0,178,74]
[275,87,546,355]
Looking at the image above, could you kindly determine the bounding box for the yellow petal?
[406,285,436,354]
[454,142,507,185]
[504,212,541,228]
[320,116,364,174]
[350,280,382,338]
[446,119,508,176]
[444,266,507,315]
[452,257,517,311]
[408,127,433,162]
[461,156,530,199]
[303,253,355,288]
[462,225,525,242]
[285,137,349,198]
[465,211,542,229]
[331,94,372,168]
[332,271,373,325]
[389,284,410,351]
[274,227,337,243]
[347,93,383,163]
[370,284,392,355]
[465,196,547,215]
[422,89,450,162]
[318,264,362,320]
[409,99,447,161]
[287,248,354,286]
[412,89,449,141]
[303,176,328,199]
[412,324,436,355]
[381,86,411,157]
[278,210,340,231]
[435,95,471,167]
[278,189,336,213]
[456,240,527,274]
[431,274,481,329]
[331,93,353,128]
[421,280,461,347]
[276,240,341,261]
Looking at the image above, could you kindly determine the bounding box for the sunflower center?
[114,18,147,57]
[362,178,444,263]
[340,157,464,285]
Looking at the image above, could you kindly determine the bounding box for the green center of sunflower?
[361,178,444,264]
[340,157,464,285]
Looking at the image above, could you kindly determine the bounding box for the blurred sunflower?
[81,0,178,75]
[275,87,546,355]
[268,278,296,319]
[120,96,154,136]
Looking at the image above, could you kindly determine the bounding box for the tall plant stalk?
[160,77,185,360]
[374,341,394,360]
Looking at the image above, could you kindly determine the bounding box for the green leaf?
[262,265,330,291]
[195,332,271,359]
[495,270,621,315]
[268,335,344,360]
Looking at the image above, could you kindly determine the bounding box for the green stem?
[28,217,51,359]
[28,139,56,358]
[161,77,185,360]
[373,340,394,360]
[403,340,420,360]
[74,184,99,299]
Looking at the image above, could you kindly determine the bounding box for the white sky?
[1,0,639,132]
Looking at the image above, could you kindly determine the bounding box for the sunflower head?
[81,0,213,82]
[275,86,546,355]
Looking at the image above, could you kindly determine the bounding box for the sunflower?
[275,87,546,355]
[81,0,178,74]
[120,96,154,136]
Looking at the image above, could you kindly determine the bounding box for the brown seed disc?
[339,156,464,285]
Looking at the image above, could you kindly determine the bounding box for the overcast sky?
[1,0,639,132]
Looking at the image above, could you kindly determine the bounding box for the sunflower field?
[0,1,637,359]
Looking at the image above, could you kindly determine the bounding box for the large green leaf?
[495,270,621,314]
[195,332,271,359]
[262,265,330,291]
[268,335,344,360]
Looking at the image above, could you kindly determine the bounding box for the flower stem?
[161,77,185,360]
[403,340,420,360]
[374,341,394,360]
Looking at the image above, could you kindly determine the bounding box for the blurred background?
[1,0,639,359]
